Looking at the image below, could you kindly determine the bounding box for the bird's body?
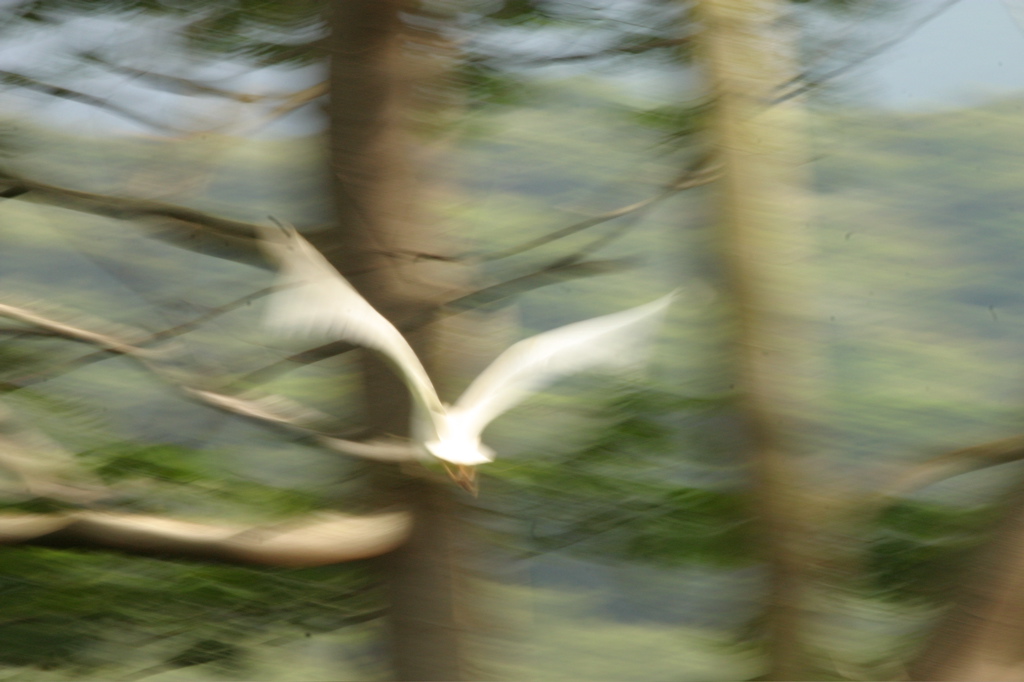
[258,223,674,485]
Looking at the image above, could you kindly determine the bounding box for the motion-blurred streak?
[0,510,412,566]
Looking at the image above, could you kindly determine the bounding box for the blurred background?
[1,0,1024,680]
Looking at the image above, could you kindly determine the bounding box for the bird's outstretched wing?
[257,223,445,416]
[451,292,676,438]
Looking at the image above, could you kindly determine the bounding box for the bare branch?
[224,339,361,391]
[480,36,693,66]
[0,510,412,566]
[0,302,321,429]
[774,0,965,104]
[0,302,151,356]
[0,301,420,465]
[175,386,427,463]
[78,52,266,102]
[0,169,265,261]
[318,435,422,462]
[4,288,276,390]
[179,387,329,430]
[0,70,180,132]
[446,257,636,310]
[477,162,719,262]
[79,54,329,137]
[0,309,414,565]
[237,82,327,136]
[874,435,1024,503]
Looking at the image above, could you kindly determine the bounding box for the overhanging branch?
[0,70,179,132]
[78,52,267,102]
[774,0,964,104]
[477,35,693,66]
[874,435,1024,504]
[0,300,422,463]
[0,510,412,566]
[0,169,265,261]
[4,287,276,389]
[476,160,718,262]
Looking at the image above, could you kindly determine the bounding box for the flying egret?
[258,222,674,490]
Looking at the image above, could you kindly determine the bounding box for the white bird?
[258,222,675,489]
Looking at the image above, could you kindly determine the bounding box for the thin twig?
[0,300,420,462]
[79,52,266,102]
[774,0,965,104]
[0,169,265,258]
[873,435,1024,504]
[237,82,327,136]
[5,288,276,388]
[476,161,718,262]
[0,70,180,132]
[446,258,635,310]
[0,302,149,356]
[477,35,693,66]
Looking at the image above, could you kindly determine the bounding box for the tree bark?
[324,2,477,680]
[693,1,818,679]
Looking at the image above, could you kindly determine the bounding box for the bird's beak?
[442,462,478,496]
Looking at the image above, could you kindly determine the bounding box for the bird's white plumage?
[259,223,674,469]
[257,223,444,419]
[447,294,674,446]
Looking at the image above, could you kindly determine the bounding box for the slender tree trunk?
[324,2,477,680]
[693,1,818,679]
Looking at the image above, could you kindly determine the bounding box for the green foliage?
[0,342,52,385]
[162,638,243,672]
[0,0,324,66]
[90,442,210,485]
[0,546,380,674]
[72,441,323,519]
[487,386,753,568]
[181,2,324,66]
[865,501,997,602]
[628,99,712,147]
[458,60,533,110]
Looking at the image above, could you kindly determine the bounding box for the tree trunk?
[324,2,477,680]
[693,1,818,679]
